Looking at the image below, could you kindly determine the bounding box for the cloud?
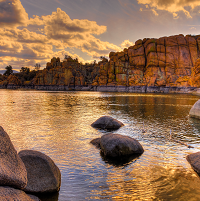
[0,2,122,69]
[121,40,135,49]
[0,0,29,27]
[137,0,200,18]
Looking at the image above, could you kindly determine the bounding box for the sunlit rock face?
[32,34,200,88]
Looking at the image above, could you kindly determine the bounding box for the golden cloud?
[0,2,122,69]
[121,40,135,49]
[137,0,200,18]
[0,0,28,27]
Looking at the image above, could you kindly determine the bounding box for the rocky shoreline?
[1,84,200,94]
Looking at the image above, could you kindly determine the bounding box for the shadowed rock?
[91,116,124,130]
[186,152,200,175]
[18,150,61,194]
[0,186,40,201]
[90,138,101,148]
[100,133,144,158]
[189,99,200,119]
[0,126,27,189]
[90,133,144,159]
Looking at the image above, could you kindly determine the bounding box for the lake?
[0,89,200,200]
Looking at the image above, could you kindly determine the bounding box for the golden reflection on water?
[0,90,200,200]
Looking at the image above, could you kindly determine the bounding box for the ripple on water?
[0,90,200,200]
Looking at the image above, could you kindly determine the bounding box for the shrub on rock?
[0,126,27,189]
[18,150,61,193]
[186,152,200,174]
[91,116,124,130]
[0,186,40,201]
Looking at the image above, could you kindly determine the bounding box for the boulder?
[0,126,27,189]
[0,186,40,201]
[186,152,200,174]
[189,99,200,119]
[91,116,124,130]
[90,138,101,148]
[18,150,61,193]
[100,133,144,158]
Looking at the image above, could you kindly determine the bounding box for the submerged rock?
[91,133,144,158]
[189,99,200,119]
[18,150,61,194]
[0,126,27,189]
[0,186,40,201]
[186,152,200,174]
[91,116,124,130]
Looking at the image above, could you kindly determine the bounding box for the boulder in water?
[18,150,61,193]
[100,133,144,158]
[91,133,144,158]
[0,126,27,189]
[91,116,124,130]
[186,152,200,174]
[0,186,40,201]
[189,99,200,119]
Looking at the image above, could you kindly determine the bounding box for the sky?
[0,0,200,70]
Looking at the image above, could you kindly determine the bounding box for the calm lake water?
[1,89,200,200]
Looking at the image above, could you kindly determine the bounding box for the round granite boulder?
[18,150,61,193]
[0,126,27,189]
[186,152,200,174]
[189,99,200,119]
[91,116,124,130]
[0,186,40,201]
[100,133,144,158]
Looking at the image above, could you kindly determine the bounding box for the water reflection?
[100,151,141,167]
[0,90,200,200]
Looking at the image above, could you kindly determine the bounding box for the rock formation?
[32,34,200,89]
[2,34,200,90]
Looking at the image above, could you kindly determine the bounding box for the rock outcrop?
[2,34,200,90]
[32,34,200,89]
[0,126,27,190]
[91,116,124,130]
[18,150,61,193]
[189,99,200,119]
[0,186,40,201]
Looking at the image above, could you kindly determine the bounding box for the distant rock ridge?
[1,34,200,90]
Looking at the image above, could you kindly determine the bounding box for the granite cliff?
[2,34,200,91]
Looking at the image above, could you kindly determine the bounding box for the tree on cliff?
[20,67,30,74]
[34,63,40,71]
[4,65,13,76]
